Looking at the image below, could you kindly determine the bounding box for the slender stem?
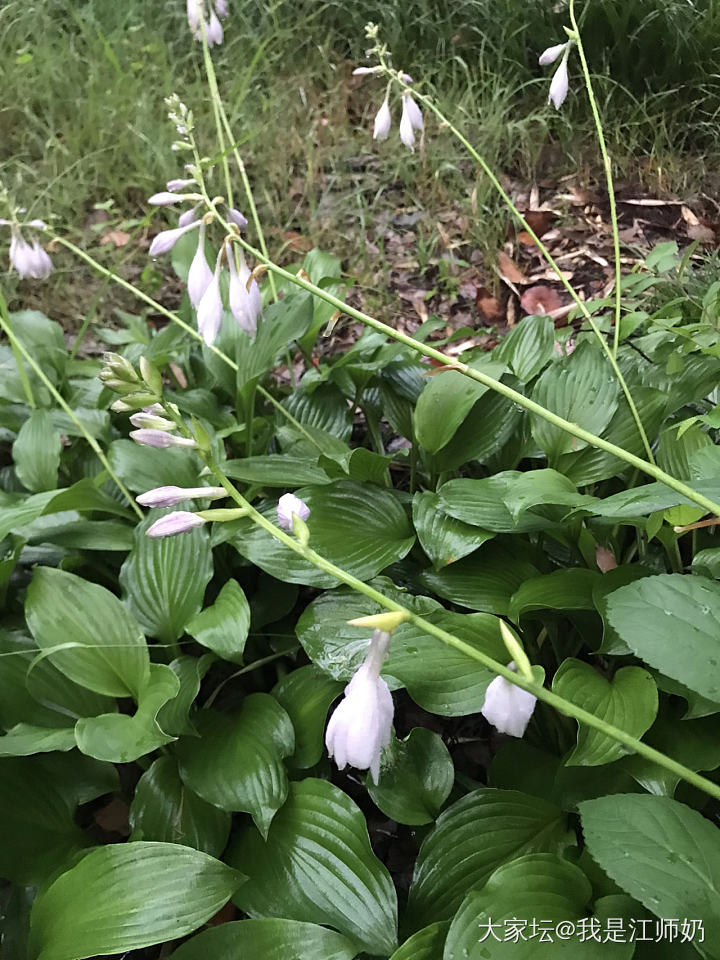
[391,75,654,463]
[0,289,142,518]
[54,233,720,518]
[569,0,622,359]
[202,453,720,802]
[7,331,36,409]
[233,236,720,518]
[198,20,235,211]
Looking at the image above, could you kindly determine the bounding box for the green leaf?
[0,752,117,884]
[444,854,631,960]
[227,778,398,956]
[420,541,540,615]
[621,712,720,796]
[531,344,619,462]
[24,517,134,551]
[26,567,149,698]
[129,755,230,857]
[74,662,180,762]
[425,390,522,472]
[439,473,554,533]
[368,728,453,825]
[510,569,600,622]
[605,573,720,701]
[235,292,314,391]
[501,469,597,519]
[223,455,330,486]
[552,659,658,765]
[272,665,343,768]
[413,491,493,570]
[28,841,243,960]
[108,438,202,493]
[156,654,213,736]
[13,410,62,493]
[414,360,506,454]
[0,723,76,757]
[389,923,448,960]
[494,314,555,382]
[229,480,415,587]
[120,510,212,644]
[176,696,294,836]
[169,919,358,960]
[386,612,508,716]
[404,788,572,930]
[581,794,720,951]
[186,579,250,664]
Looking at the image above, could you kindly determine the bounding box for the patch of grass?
[1,0,718,323]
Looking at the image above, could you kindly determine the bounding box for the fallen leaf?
[595,544,617,573]
[475,285,503,321]
[523,210,554,237]
[520,285,564,316]
[100,229,131,247]
[497,251,529,285]
[687,222,716,243]
[169,362,187,388]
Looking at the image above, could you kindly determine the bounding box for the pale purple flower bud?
[187,223,214,308]
[400,72,414,84]
[148,192,185,206]
[227,248,261,335]
[129,411,177,430]
[137,485,226,508]
[373,99,392,141]
[178,203,202,227]
[480,663,537,737]
[149,220,201,256]
[539,42,568,66]
[146,511,207,538]
[167,178,196,192]
[197,251,224,345]
[325,630,394,784]
[226,207,248,229]
[28,241,53,279]
[402,93,423,131]
[206,10,223,45]
[276,492,310,531]
[130,429,197,449]
[353,66,380,76]
[399,96,416,151]
[215,0,228,17]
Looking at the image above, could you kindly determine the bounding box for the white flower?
[178,203,202,227]
[227,247,262,335]
[129,411,177,431]
[137,485,225,508]
[226,207,248,229]
[130,429,197,449]
[8,229,53,279]
[353,66,381,76]
[399,95,417,151]
[215,0,228,17]
[276,493,310,531]
[403,93,423,131]
[187,223,214,308]
[166,178,196,192]
[196,250,224,345]
[325,629,394,783]
[481,662,537,737]
[206,10,223,45]
[146,511,207,538]
[540,41,572,110]
[373,99,392,141]
[149,220,201,256]
[148,192,185,206]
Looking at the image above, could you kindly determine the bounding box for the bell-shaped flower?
[403,93,423,131]
[226,207,248,229]
[325,629,394,783]
[148,192,186,206]
[29,241,53,279]
[187,223,214,308]
[373,99,392,141]
[130,429,197,449]
[178,204,202,228]
[167,177,196,192]
[215,0,228,18]
[399,94,421,151]
[149,219,201,256]
[206,9,223,45]
[196,250,224,345]
[227,247,262,335]
[9,230,53,279]
[137,485,226,508]
[129,411,177,431]
[146,511,207,538]
[540,41,572,110]
[481,663,537,737]
[276,493,310,531]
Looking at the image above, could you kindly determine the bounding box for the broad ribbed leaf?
[272,666,343,768]
[28,842,243,960]
[130,756,230,857]
[605,573,720,700]
[176,696,294,836]
[553,659,658,766]
[223,455,330,486]
[108,439,202,493]
[228,778,398,956]
[413,490,493,569]
[368,728,453,825]
[390,923,449,960]
[581,795,720,951]
[405,788,572,930]
[0,724,76,757]
[439,474,551,533]
[170,919,357,960]
[13,410,61,492]
[186,579,249,664]
[230,481,415,587]
[509,569,600,621]
[26,567,149,698]
[120,510,212,644]
[531,344,618,462]
[494,314,555,382]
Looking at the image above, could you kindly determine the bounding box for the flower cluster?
[0,218,53,280]
[539,39,574,110]
[326,629,394,783]
[186,0,227,45]
[353,68,424,153]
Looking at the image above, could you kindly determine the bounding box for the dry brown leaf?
[687,222,716,243]
[595,544,618,573]
[169,362,187,389]
[475,285,503,321]
[497,251,529,285]
[100,229,131,247]
[523,210,554,237]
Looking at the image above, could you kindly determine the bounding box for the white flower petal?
[481,673,537,738]
[539,42,568,66]
[373,99,392,141]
